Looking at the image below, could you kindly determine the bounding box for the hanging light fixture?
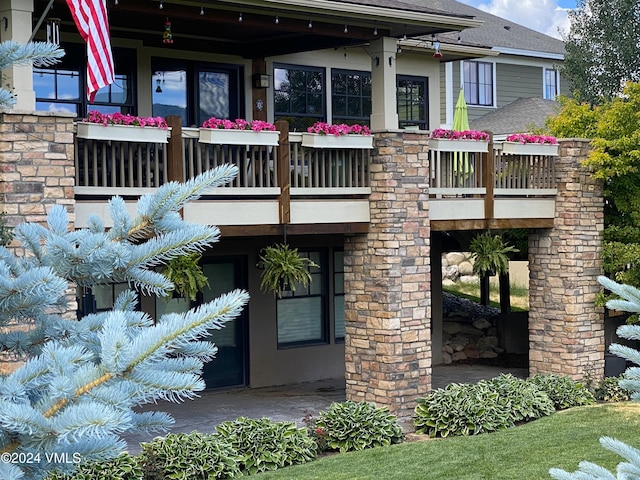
[114,0,118,5]
[373,22,378,36]
[275,15,279,24]
[200,6,204,15]
[308,19,312,29]
[433,41,442,59]
[159,0,163,9]
[344,24,348,33]
[238,12,243,22]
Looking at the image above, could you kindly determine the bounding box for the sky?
[457,0,579,40]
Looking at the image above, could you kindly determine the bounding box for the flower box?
[429,138,488,153]
[501,141,559,156]
[301,133,373,149]
[76,122,170,143]
[198,128,280,146]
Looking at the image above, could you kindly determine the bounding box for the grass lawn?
[256,403,640,480]
[444,281,529,311]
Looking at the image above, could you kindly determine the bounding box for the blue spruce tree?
[550,276,640,479]
[0,165,249,480]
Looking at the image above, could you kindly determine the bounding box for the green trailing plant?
[313,401,404,453]
[214,417,317,475]
[46,454,142,480]
[139,431,241,480]
[527,374,595,410]
[469,231,519,277]
[161,252,209,301]
[414,375,555,438]
[258,243,318,297]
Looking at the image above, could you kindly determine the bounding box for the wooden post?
[166,115,184,183]
[483,131,494,221]
[480,274,491,306]
[275,120,290,225]
[499,272,511,313]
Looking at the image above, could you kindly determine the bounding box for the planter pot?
[428,138,488,153]
[198,128,280,146]
[501,141,558,156]
[76,122,170,143]
[301,133,373,149]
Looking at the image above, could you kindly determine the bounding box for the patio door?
[200,257,248,389]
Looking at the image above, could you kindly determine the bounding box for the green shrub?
[527,374,595,410]
[414,375,555,438]
[594,375,632,402]
[313,401,404,453]
[139,431,242,480]
[214,417,317,475]
[46,453,142,480]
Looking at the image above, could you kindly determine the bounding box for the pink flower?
[307,122,371,136]
[84,111,168,129]
[429,128,489,141]
[201,117,277,131]
[505,133,557,144]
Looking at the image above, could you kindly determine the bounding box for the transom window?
[463,61,494,106]
[34,44,135,116]
[397,75,429,130]
[331,69,371,126]
[274,64,325,131]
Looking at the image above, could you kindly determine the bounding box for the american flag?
[66,0,114,102]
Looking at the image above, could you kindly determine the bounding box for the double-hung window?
[397,75,429,129]
[274,64,325,131]
[463,61,494,106]
[544,68,559,100]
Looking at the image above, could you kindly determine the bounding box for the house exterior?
[0,0,605,423]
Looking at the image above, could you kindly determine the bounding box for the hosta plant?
[46,454,142,480]
[214,417,317,475]
[313,401,404,453]
[527,374,595,410]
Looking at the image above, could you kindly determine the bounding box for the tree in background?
[0,167,249,480]
[562,0,640,104]
[546,83,640,293]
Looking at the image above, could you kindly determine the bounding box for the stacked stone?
[528,139,604,379]
[441,252,477,285]
[344,130,431,425]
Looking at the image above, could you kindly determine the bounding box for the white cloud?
[462,0,571,39]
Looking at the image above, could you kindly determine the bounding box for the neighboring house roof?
[469,97,560,136]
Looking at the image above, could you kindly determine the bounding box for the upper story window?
[34,44,135,116]
[151,60,243,127]
[397,75,429,130]
[331,69,371,126]
[274,64,325,131]
[463,61,494,107]
[544,68,559,100]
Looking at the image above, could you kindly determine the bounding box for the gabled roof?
[469,97,560,136]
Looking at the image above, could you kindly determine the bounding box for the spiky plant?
[258,243,318,297]
[469,231,519,277]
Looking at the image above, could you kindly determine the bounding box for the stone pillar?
[344,131,431,425]
[0,111,75,239]
[0,0,36,111]
[528,139,605,379]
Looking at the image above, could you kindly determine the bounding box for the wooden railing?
[493,148,556,190]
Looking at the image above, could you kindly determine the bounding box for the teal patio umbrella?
[452,89,472,179]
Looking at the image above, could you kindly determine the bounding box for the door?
[200,257,248,389]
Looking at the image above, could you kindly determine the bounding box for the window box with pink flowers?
[76,111,170,143]
[428,129,489,153]
[301,122,373,149]
[198,118,280,146]
[501,134,559,156]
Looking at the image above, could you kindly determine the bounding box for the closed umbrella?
[452,89,472,180]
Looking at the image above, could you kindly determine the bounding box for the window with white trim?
[463,61,493,106]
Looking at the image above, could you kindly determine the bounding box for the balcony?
[73,121,558,234]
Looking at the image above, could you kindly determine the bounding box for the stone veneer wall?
[528,139,605,378]
[344,131,431,425]
[0,112,76,372]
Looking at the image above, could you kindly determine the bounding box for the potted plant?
[428,128,489,152]
[161,253,209,301]
[76,110,170,143]
[258,243,318,297]
[199,117,280,146]
[502,133,559,156]
[302,122,373,149]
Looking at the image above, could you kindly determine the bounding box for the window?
[277,251,327,347]
[331,69,371,126]
[544,68,559,100]
[333,250,345,341]
[463,61,493,106]
[397,75,429,129]
[152,60,243,127]
[34,44,135,116]
[274,64,325,131]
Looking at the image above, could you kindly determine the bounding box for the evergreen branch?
[43,373,115,419]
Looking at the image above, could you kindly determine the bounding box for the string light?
[200,6,204,15]
[159,0,163,9]
[344,24,348,33]
[275,15,279,24]
[114,0,118,5]
[308,19,312,29]
[238,12,243,22]
[373,24,378,35]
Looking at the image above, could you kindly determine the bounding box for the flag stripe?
[66,0,114,103]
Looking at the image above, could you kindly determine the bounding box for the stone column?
[528,139,605,379]
[344,131,431,425]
